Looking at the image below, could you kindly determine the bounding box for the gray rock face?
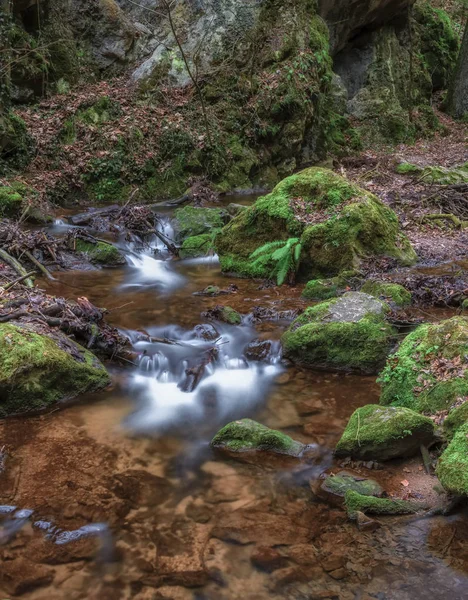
[322,292,386,323]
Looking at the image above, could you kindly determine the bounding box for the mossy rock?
[396,162,468,185]
[335,404,435,461]
[0,111,34,175]
[282,292,395,374]
[75,239,126,266]
[379,317,468,414]
[320,471,384,503]
[0,186,23,217]
[0,323,109,417]
[302,271,358,301]
[361,281,412,307]
[443,402,468,441]
[205,305,242,325]
[437,422,468,496]
[344,490,426,519]
[216,168,416,279]
[211,419,305,458]
[179,233,217,258]
[173,207,228,241]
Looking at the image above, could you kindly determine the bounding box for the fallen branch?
[1,271,36,293]
[24,250,56,281]
[0,249,34,288]
[423,213,468,228]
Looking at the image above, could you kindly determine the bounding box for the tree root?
[423,214,468,228]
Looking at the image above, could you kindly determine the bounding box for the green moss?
[437,422,468,496]
[173,207,226,240]
[379,317,468,414]
[282,293,395,373]
[211,419,304,456]
[75,239,125,266]
[302,278,341,301]
[396,162,421,174]
[0,323,109,417]
[218,306,242,325]
[216,167,416,279]
[0,186,23,217]
[179,233,218,258]
[77,97,122,126]
[323,472,383,498]
[344,490,425,518]
[335,404,435,461]
[443,401,468,440]
[361,281,412,307]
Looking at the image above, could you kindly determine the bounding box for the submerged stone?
[361,280,412,307]
[0,323,109,417]
[282,292,395,373]
[335,405,435,461]
[211,419,305,458]
[437,422,468,497]
[379,317,468,414]
[216,167,416,280]
[345,490,426,518]
[317,471,384,504]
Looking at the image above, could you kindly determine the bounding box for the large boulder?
[335,404,435,461]
[281,292,396,373]
[216,168,416,280]
[437,422,468,497]
[379,317,468,414]
[0,323,110,417]
[172,206,227,241]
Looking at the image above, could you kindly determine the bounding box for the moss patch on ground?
[335,404,435,461]
[0,323,109,417]
[211,419,305,457]
[216,167,416,280]
[395,162,468,184]
[75,239,126,266]
[0,186,23,217]
[345,490,426,518]
[282,292,395,373]
[361,281,412,307]
[437,422,468,496]
[379,317,468,414]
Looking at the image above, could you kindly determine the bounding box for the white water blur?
[124,323,283,434]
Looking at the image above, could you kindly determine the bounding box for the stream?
[1,201,468,599]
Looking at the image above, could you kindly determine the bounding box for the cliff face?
[0,0,460,194]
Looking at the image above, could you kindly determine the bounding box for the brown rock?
[356,511,381,532]
[0,558,54,595]
[250,546,288,572]
[285,543,318,566]
[328,567,348,580]
[320,554,346,572]
[270,566,311,589]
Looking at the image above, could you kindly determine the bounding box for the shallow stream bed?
[1,206,468,600]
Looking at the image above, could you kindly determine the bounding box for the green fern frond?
[250,240,285,259]
[294,242,302,263]
[271,245,290,261]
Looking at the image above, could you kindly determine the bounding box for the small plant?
[250,237,302,285]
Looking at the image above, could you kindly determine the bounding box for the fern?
[249,237,302,285]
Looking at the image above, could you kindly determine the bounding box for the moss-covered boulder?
[443,401,468,441]
[379,317,468,414]
[211,419,306,458]
[75,239,126,267]
[282,292,395,373]
[203,305,242,325]
[0,186,23,217]
[173,207,227,241]
[0,323,109,417]
[361,280,412,307]
[344,490,426,519]
[216,168,416,279]
[179,233,217,258]
[437,423,468,497]
[316,471,384,506]
[396,162,468,184]
[335,404,435,461]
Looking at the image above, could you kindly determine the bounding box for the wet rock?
[270,566,314,589]
[186,502,212,524]
[202,305,242,325]
[179,234,216,258]
[0,322,110,417]
[211,419,307,461]
[191,323,220,341]
[356,511,381,532]
[335,405,435,461]
[244,339,272,361]
[193,284,237,297]
[296,398,325,416]
[0,557,54,595]
[282,293,396,374]
[111,470,173,507]
[172,206,228,240]
[250,546,288,572]
[345,490,428,518]
[314,471,384,505]
[74,239,126,266]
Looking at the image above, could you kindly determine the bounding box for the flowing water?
[1,203,468,600]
